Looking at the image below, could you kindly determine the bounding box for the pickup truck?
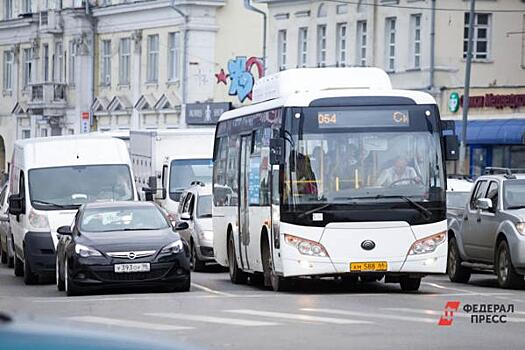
[447,170,525,288]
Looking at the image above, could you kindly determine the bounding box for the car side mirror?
[476,198,493,211]
[57,225,72,235]
[8,194,25,216]
[180,212,191,221]
[444,135,459,161]
[174,221,189,231]
[269,138,285,165]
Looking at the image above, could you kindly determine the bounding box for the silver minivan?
[176,184,214,271]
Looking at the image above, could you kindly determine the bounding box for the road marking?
[67,316,192,331]
[422,282,516,296]
[191,282,235,297]
[300,308,436,323]
[225,309,372,324]
[147,312,280,327]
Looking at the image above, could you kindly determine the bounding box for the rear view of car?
[55,202,191,296]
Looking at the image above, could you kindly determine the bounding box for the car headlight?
[198,230,214,241]
[74,244,102,258]
[161,239,184,254]
[515,223,525,235]
[408,232,446,255]
[284,234,329,257]
[28,209,50,230]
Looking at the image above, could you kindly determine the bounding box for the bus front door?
[238,135,251,270]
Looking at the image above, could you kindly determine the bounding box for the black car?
[55,201,191,296]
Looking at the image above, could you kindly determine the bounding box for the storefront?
[441,88,525,177]
[454,119,525,176]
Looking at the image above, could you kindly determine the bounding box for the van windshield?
[169,159,213,201]
[29,165,133,210]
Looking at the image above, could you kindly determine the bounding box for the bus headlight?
[408,232,446,255]
[284,234,329,257]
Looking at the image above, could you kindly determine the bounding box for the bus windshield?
[283,106,445,207]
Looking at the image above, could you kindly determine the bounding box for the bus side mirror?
[148,176,157,192]
[269,138,285,165]
[444,135,459,161]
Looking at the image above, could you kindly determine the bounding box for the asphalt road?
[1,263,525,350]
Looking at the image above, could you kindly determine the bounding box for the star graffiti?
[215,68,229,85]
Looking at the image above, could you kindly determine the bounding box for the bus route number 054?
[318,113,337,125]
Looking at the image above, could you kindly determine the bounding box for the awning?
[454,119,525,145]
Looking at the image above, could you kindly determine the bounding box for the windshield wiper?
[32,200,70,209]
[121,228,162,231]
[334,195,432,220]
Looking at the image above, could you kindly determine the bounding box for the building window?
[298,27,308,68]
[385,17,396,71]
[3,51,13,91]
[317,25,327,67]
[22,130,31,139]
[23,48,33,87]
[147,34,159,83]
[4,0,13,19]
[43,44,49,82]
[336,23,347,67]
[356,21,367,66]
[101,40,111,86]
[168,32,181,81]
[69,40,76,85]
[54,42,63,82]
[22,0,31,13]
[410,14,422,69]
[40,129,48,137]
[463,13,491,60]
[119,38,131,85]
[277,29,287,70]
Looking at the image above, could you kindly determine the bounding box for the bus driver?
[376,156,420,187]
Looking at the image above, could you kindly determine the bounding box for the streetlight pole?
[460,0,476,174]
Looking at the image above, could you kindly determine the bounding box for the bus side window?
[213,136,229,207]
[161,164,168,193]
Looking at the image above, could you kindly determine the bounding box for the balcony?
[29,82,67,114]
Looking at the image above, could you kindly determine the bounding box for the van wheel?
[191,241,206,272]
[496,240,524,289]
[400,277,421,292]
[56,255,65,292]
[13,250,24,277]
[65,259,80,296]
[23,245,39,285]
[0,246,7,264]
[262,237,290,292]
[227,234,247,284]
[448,237,471,283]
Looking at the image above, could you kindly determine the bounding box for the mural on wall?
[215,56,264,103]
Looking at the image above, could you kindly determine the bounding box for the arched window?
[317,3,327,18]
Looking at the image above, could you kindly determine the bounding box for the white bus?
[212,68,459,291]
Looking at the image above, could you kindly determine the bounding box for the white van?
[130,129,214,218]
[7,135,137,284]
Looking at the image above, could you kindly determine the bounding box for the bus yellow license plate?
[350,262,388,272]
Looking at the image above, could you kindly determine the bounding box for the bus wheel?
[400,277,421,292]
[227,234,247,284]
[262,238,290,292]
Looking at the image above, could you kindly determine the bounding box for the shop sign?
[459,93,525,110]
[448,92,460,113]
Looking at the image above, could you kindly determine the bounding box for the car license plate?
[114,263,151,273]
[350,261,388,272]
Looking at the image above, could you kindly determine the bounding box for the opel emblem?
[361,240,376,251]
[128,252,136,260]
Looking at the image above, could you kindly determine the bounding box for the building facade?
[0,0,265,172]
[262,0,525,175]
